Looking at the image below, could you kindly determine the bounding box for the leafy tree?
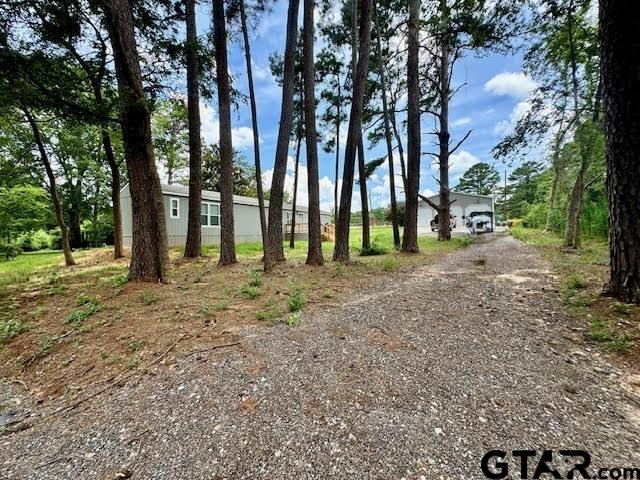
[0,186,50,241]
[199,144,257,197]
[152,98,189,185]
[456,163,500,196]
[507,161,544,218]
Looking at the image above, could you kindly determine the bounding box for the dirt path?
[2,235,640,479]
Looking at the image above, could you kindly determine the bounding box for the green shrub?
[48,229,63,250]
[0,243,22,261]
[256,299,283,325]
[359,243,388,256]
[240,284,261,299]
[248,268,263,287]
[288,283,305,312]
[139,291,158,305]
[17,230,51,251]
[286,311,301,327]
[0,317,24,344]
[67,296,102,326]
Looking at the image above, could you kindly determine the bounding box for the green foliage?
[16,230,52,252]
[359,243,388,256]
[286,311,301,327]
[287,282,305,312]
[67,296,102,327]
[82,214,115,248]
[256,299,283,325]
[456,162,500,195]
[200,143,257,197]
[0,317,24,344]
[0,186,50,239]
[588,320,633,353]
[0,242,22,261]
[139,291,158,305]
[240,284,261,299]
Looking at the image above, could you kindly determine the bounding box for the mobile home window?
[201,202,220,227]
[170,197,180,218]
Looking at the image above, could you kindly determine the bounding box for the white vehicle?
[466,211,494,234]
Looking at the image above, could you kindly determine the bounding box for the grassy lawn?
[0,226,469,399]
[511,226,639,357]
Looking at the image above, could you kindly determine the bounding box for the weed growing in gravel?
[286,311,301,327]
[288,281,305,312]
[0,317,25,344]
[139,291,158,305]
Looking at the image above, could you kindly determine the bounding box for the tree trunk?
[402,0,420,252]
[544,123,566,233]
[601,0,640,304]
[333,0,373,262]
[334,79,341,224]
[357,136,370,250]
[289,133,302,249]
[23,107,76,266]
[303,0,324,266]
[389,92,408,193]
[212,0,237,265]
[184,0,203,258]
[103,0,169,282]
[69,185,83,249]
[436,0,451,243]
[239,0,269,268]
[267,0,300,266]
[375,3,400,248]
[102,129,124,258]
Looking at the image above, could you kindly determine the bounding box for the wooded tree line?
[0,0,638,303]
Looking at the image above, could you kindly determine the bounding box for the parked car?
[466,211,494,234]
[430,214,457,232]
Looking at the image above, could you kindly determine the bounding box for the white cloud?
[420,188,436,198]
[200,102,255,149]
[484,72,537,99]
[493,100,532,135]
[430,149,480,176]
[452,117,472,127]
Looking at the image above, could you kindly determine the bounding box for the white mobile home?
[418,191,495,235]
[120,184,331,247]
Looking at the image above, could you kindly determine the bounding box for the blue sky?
[190,1,538,212]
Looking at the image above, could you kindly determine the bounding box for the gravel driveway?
[2,234,640,479]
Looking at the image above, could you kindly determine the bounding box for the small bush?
[240,284,261,299]
[248,268,263,287]
[359,243,388,256]
[0,243,22,261]
[139,291,158,305]
[288,283,305,312]
[0,317,24,344]
[286,311,301,327]
[566,275,587,290]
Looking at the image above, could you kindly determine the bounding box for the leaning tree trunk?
[402,0,420,252]
[289,132,302,249]
[267,0,301,266]
[303,0,324,266]
[23,107,76,266]
[239,0,269,268]
[101,129,124,258]
[333,0,373,262]
[601,0,640,304]
[357,137,371,251]
[184,0,203,258]
[103,0,169,282]
[212,0,237,265]
[375,3,400,248]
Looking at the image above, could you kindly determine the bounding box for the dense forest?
[0,0,638,303]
